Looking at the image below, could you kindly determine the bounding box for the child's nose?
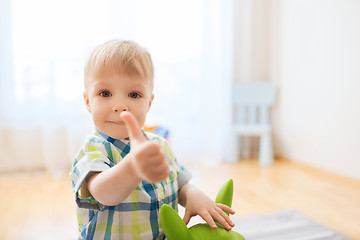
[113,105,128,112]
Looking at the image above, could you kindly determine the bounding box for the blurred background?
[1,0,359,179]
[1,0,360,239]
[1,0,234,174]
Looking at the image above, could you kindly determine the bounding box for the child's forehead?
[93,56,152,80]
[89,71,153,89]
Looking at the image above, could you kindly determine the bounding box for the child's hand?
[121,111,169,183]
[182,185,235,231]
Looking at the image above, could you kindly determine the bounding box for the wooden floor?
[0,158,359,240]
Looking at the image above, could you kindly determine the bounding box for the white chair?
[232,82,276,166]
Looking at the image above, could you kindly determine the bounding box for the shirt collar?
[95,128,148,156]
[95,128,131,155]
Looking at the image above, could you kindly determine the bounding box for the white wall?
[272,0,360,179]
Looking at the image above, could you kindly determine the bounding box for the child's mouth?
[109,120,125,125]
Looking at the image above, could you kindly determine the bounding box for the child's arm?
[86,112,169,206]
[178,183,235,231]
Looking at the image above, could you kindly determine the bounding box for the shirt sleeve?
[70,137,117,210]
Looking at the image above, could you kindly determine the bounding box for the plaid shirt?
[70,129,191,240]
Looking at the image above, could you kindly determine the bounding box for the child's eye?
[128,92,141,99]
[99,91,112,97]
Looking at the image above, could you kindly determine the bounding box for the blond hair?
[84,40,154,89]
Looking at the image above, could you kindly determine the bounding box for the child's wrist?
[121,153,143,182]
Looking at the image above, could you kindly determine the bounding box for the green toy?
[160,179,246,240]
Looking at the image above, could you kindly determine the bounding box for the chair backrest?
[233,82,276,125]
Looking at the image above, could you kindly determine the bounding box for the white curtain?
[0,0,234,175]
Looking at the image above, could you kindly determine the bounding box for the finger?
[211,210,231,230]
[215,207,234,229]
[151,171,169,182]
[135,143,165,165]
[182,210,191,225]
[200,212,217,229]
[216,203,235,215]
[143,159,168,176]
[138,141,162,156]
[146,174,167,184]
[155,164,169,180]
[120,111,147,142]
[139,159,169,183]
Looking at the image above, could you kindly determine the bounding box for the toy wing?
[160,204,191,240]
[215,179,234,215]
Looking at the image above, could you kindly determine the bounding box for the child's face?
[84,72,154,139]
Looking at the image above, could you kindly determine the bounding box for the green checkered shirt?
[70,129,191,239]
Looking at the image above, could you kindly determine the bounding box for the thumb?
[120,111,147,143]
[182,209,191,225]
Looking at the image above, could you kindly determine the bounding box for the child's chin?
[110,132,129,140]
[103,127,128,140]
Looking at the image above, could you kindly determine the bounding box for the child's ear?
[160,204,191,240]
[147,94,154,111]
[215,179,233,215]
[83,92,91,113]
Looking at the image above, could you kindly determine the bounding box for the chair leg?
[259,133,273,166]
[242,136,251,159]
[231,134,240,163]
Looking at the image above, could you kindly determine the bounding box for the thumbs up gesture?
[120,111,169,183]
